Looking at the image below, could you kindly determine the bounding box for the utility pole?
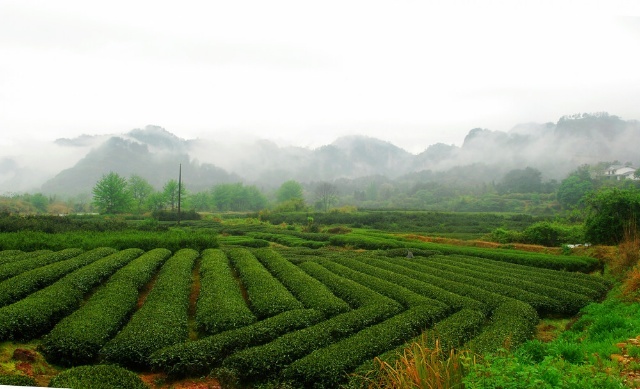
[177,163,182,225]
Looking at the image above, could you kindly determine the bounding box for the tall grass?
[364,335,471,389]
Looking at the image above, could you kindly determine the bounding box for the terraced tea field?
[0,232,609,388]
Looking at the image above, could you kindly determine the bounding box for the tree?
[314,182,338,212]
[276,180,304,203]
[557,166,594,209]
[584,187,640,245]
[128,175,154,213]
[162,179,186,211]
[92,172,132,214]
[497,167,543,194]
[210,183,267,212]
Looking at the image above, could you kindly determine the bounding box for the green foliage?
[0,248,141,341]
[92,172,133,214]
[0,374,37,386]
[151,209,201,221]
[100,249,198,368]
[521,221,584,247]
[401,238,600,272]
[227,248,303,319]
[557,166,593,209]
[253,249,350,317]
[41,248,172,365]
[0,248,83,282]
[128,174,154,214]
[211,183,268,212]
[276,180,304,203]
[584,187,640,244]
[150,309,325,377]
[464,294,639,389]
[196,249,257,335]
[222,303,401,382]
[468,300,539,354]
[341,254,488,313]
[282,305,447,388]
[48,364,148,389]
[0,214,129,234]
[318,258,447,310]
[497,167,543,194]
[0,247,117,307]
[0,229,218,252]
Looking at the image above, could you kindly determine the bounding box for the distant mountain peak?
[127,125,186,151]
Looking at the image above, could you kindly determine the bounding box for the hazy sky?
[1,0,640,153]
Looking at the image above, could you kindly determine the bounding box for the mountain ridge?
[3,113,639,196]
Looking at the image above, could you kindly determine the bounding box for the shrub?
[41,248,172,365]
[227,248,303,319]
[100,249,198,368]
[319,258,446,310]
[222,303,401,382]
[0,247,116,307]
[0,248,141,341]
[48,364,148,389]
[354,254,488,313]
[468,300,538,354]
[253,249,350,317]
[0,248,83,282]
[196,249,257,335]
[0,374,37,386]
[282,304,447,388]
[150,309,325,377]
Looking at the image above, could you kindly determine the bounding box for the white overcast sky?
[1,0,640,153]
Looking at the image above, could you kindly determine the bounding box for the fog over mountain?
[2,113,639,197]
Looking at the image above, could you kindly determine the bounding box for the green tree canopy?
[163,179,186,211]
[92,172,132,214]
[211,183,267,212]
[584,187,640,245]
[557,166,594,209]
[276,180,304,203]
[497,167,543,194]
[128,174,154,213]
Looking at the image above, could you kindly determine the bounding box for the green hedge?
[195,249,257,335]
[227,248,303,319]
[423,255,594,315]
[378,257,509,312]
[0,374,37,386]
[0,247,116,307]
[403,239,600,272]
[328,233,403,250]
[151,309,325,377]
[0,248,83,282]
[468,300,539,354]
[400,257,560,314]
[282,304,446,388]
[218,235,270,248]
[318,258,446,310]
[48,364,148,389]
[41,248,172,366]
[253,249,349,317]
[100,249,198,368]
[249,232,327,249]
[446,254,610,298]
[0,249,47,265]
[351,309,486,384]
[0,229,217,252]
[222,303,402,382]
[350,254,488,314]
[0,248,141,341]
